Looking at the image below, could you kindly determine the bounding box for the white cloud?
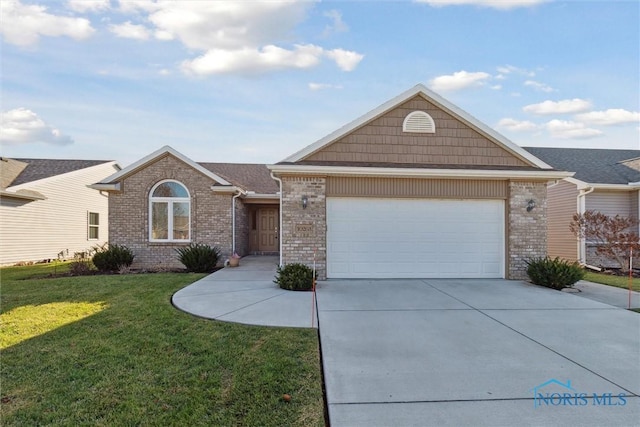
[524,80,554,93]
[113,1,362,75]
[490,85,502,90]
[323,9,349,37]
[523,98,592,115]
[146,1,311,51]
[0,108,74,146]
[545,119,603,139]
[109,21,151,40]
[325,49,364,71]
[182,44,325,76]
[575,109,640,126]
[496,65,535,77]
[309,83,343,91]
[417,0,549,10]
[0,0,95,47]
[428,71,491,92]
[67,0,111,13]
[497,118,538,132]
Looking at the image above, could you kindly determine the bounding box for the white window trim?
[149,180,191,243]
[88,211,99,241]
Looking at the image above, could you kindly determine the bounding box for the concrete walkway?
[173,265,639,425]
[172,256,317,328]
[569,280,640,309]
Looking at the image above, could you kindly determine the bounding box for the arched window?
[403,111,436,133]
[149,180,190,242]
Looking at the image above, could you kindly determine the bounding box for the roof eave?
[268,164,573,180]
[89,183,121,191]
[565,177,640,191]
[101,146,231,186]
[0,190,47,201]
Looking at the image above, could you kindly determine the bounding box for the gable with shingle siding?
[303,95,529,168]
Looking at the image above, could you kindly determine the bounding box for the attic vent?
[402,111,435,134]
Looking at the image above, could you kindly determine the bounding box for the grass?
[0,264,324,426]
[583,271,640,292]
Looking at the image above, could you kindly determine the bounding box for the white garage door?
[327,198,504,279]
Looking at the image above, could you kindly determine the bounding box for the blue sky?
[1,0,638,167]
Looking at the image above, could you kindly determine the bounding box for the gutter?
[270,172,283,267]
[267,164,573,180]
[88,183,120,191]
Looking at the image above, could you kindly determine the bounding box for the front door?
[258,208,278,252]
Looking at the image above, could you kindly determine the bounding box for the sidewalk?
[171,255,318,328]
[567,279,640,309]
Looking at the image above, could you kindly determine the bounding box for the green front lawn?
[583,271,640,292]
[0,265,324,426]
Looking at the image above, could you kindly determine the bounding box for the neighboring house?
[524,147,640,267]
[0,157,121,265]
[96,84,570,279]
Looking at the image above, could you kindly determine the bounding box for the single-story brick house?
[95,84,570,279]
[524,147,640,268]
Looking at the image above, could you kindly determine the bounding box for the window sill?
[149,241,192,246]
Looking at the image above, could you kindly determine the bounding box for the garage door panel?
[327,198,504,279]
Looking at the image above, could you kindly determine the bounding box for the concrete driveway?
[316,279,640,426]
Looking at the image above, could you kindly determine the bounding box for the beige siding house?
[0,158,120,265]
[98,84,570,279]
[524,147,640,267]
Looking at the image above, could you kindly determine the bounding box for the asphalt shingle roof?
[7,159,113,187]
[198,163,279,194]
[524,147,640,185]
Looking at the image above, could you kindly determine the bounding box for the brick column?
[281,176,327,279]
[508,181,547,280]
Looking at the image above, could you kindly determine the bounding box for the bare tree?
[570,210,640,272]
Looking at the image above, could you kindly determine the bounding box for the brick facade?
[278,177,548,281]
[281,176,327,279]
[109,154,235,269]
[507,180,548,279]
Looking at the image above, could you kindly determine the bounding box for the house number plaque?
[295,223,314,237]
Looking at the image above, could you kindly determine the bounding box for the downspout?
[270,172,283,267]
[576,186,595,263]
[232,189,246,254]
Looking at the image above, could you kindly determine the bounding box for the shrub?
[274,263,314,291]
[92,244,135,272]
[175,243,220,273]
[525,257,585,290]
[69,260,93,275]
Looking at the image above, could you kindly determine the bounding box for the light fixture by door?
[301,195,308,209]
[526,199,536,212]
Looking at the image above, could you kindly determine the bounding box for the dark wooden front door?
[258,208,278,252]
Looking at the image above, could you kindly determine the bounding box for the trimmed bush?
[175,243,220,273]
[92,244,135,272]
[69,260,93,275]
[525,257,585,290]
[274,263,314,291]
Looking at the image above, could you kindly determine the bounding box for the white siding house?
[0,158,120,265]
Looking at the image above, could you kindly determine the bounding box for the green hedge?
[274,263,314,291]
[526,257,585,290]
